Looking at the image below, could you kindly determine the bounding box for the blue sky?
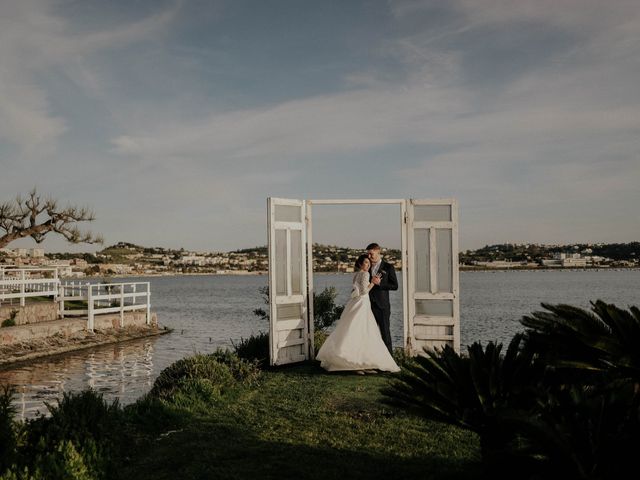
[1,0,639,252]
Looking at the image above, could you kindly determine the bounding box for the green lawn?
[121,363,481,480]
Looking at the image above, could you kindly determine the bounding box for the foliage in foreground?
[383,301,640,479]
[0,351,263,480]
[0,389,123,480]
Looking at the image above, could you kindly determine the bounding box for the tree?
[0,189,103,248]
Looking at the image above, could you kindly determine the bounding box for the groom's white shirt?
[371,259,382,276]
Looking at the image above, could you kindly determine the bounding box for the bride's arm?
[358,272,376,295]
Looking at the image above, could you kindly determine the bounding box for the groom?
[367,243,398,354]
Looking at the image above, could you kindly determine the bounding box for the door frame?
[306,199,410,353]
[267,197,460,366]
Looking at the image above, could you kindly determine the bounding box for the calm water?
[1,270,638,419]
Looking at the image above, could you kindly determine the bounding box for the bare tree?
[0,189,103,249]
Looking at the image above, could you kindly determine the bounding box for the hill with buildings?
[1,241,637,277]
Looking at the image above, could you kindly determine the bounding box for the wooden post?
[59,284,64,319]
[87,284,94,332]
[20,270,25,307]
[120,284,124,328]
[146,283,151,325]
[54,268,59,303]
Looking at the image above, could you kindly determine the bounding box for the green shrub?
[150,350,260,399]
[1,441,94,480]
[313,329,327,353]
[21,390,123,480]
[1,311,18,328]
[313,286,344,331]
[391,347,415,368]
[0,385,17,473]
[232,332,269,366]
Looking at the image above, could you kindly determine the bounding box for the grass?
[120,363,481,480]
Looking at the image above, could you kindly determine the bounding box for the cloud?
[3,0,639,250]
[0,0,178,152]
[391,0,640,31]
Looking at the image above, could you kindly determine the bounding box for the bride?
[316,254,400,374]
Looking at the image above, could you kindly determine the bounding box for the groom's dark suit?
[369,260,398,354]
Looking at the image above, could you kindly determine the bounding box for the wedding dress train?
[316,271,400,372]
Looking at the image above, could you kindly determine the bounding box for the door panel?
[268,198,310,365]
[407,199,460,354]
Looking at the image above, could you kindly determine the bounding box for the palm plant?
[521,300,640,383]
[382,334,546,471]
[522,382,640,479]
[384,301,640,479]
[519,301,640,477]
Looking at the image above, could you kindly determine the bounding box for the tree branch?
[0,189,103,249]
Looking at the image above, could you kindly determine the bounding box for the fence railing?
[60,281,151,331]
[0,267,60,307]
[1,268,151,332]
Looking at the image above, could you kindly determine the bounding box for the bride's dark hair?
[354,254,369,271]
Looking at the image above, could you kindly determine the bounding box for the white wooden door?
[267,198,310,365]
[406,199,460,354]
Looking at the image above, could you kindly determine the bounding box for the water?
[1,270,638,419]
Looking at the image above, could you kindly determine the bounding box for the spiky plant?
[382,334,545,470]
[522,300,640,384]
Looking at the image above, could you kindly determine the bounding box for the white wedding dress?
[316,271,400,372]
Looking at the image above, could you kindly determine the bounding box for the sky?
[1,0,639,253]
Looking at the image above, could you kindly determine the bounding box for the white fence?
[60,281,151,331]
[1,267,151,331]
[0,267,60,307]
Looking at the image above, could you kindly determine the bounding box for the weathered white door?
[267,198,310,365]
[406,199,460,354]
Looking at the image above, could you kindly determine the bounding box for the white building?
[561,257,588,267]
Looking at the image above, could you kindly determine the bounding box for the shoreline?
[75,266,639,280]
[0,325,171,370]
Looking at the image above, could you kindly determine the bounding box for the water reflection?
[0,338,157,420]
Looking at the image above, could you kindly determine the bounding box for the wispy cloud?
[0,0,178,152]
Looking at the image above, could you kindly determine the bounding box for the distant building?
[30,248,45,258]
[544,252,588,267]
[561,257,588,267]
[71,259,88,268]
[98,264,134,275]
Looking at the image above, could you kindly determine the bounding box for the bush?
[313,286,344,331]
[0,386,17,473]
[1,311,18,328]
[391,347,415,368]
[0,390,123,480]
[232,332,269,366]
[150,350,260,399]
[1,441,93,480]
[21,390,123,480]
[313,329,328,353]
